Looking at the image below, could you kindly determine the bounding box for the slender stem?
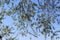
[45,33,46,40]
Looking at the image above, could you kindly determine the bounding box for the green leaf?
[6,11,11,16]
[32,3,37,6]
[0,1,2,5]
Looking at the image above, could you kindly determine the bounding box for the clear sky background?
[0,0,60,40]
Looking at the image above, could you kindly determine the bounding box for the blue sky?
[0,0,60,40]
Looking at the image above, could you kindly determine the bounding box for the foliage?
[0,0,60,40]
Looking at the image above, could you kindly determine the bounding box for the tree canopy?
[0,0,60,40]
